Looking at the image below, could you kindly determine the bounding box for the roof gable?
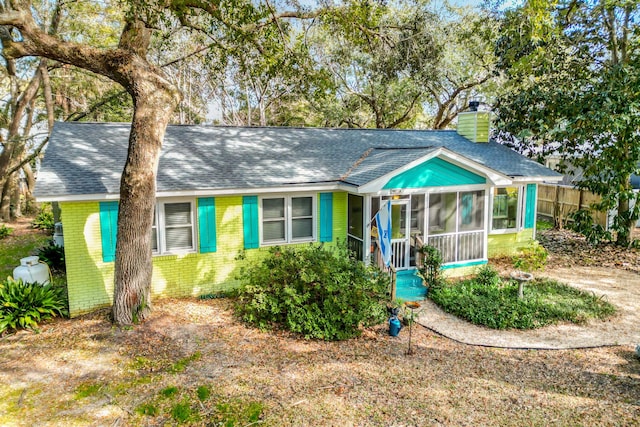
[383,157,486,189]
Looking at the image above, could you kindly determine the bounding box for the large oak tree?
[0,0,313,324]
[495,0,640,246]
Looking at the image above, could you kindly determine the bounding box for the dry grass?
[1,223,639,425]
[1,298,639,426]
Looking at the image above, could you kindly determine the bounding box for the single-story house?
[35,109,562,316]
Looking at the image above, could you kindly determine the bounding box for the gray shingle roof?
[35,122,561,199]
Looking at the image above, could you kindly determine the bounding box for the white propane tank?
[13,256,51,285]
[53,222,64,247]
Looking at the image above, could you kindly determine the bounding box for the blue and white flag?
[375,200,392,267]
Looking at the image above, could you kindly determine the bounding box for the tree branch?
[388,92,421,129]
[7,135,48,177]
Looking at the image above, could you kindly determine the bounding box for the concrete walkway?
[415,267,640,349]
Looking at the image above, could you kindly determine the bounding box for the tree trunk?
[0,178,11,221]
[615,175,633,247]
[11,173,22,218]
[111,70,180,325]
[22,163,36,213]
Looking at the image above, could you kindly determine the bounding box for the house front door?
[390,199,411,270]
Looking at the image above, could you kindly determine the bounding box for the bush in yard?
[512,240,548,273]
[569,209,611,245]
[235,244,388,340]
[0,224,12,239]
[36,241,66,273]
[32,203,55,231]
[475,264,501,287]
[430,276,615,329]
[416,244,443,286]
[0,278,68,335]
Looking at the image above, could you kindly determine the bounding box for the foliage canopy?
[495,0,640,246]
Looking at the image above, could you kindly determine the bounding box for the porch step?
[395,269,427,302]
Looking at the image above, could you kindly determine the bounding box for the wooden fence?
[537,184,608,228]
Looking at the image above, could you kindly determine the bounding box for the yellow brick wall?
[61,192,349,317]
[487,229,535,258]
[60,201,115,316]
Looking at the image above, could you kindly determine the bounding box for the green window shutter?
[99,201,118,262]
[198,197,217,253]
[319,192,333,242]
[242,196,259,249]
[525,184,537,229]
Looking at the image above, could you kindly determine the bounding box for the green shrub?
[0,224,12,239]
[36,241,65,273]
[430,277,615,330]
[0,278,68,334]
[475,265,501,287]
[569,209,611,245]
[416,245,443,285]
[513,240,548,272]
[32,204,55,231]
[235,244,388,340]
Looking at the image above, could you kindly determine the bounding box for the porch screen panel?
[459,191,484,231]
[427,190,485,264]
[429,193,456,235]
[410,194,425,235]
[347,194,364,260]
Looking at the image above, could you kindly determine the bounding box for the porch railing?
[347,234,364,261]
[391,239,407,270]
[427,230,484,264]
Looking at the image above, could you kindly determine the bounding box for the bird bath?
[510,271,534,299]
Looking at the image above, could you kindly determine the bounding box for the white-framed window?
[151,199,196,254]
[261,195,315,244]
[490,186,522,232]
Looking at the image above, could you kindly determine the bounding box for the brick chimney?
[456,101,491,143]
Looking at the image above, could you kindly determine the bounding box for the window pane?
[292,197,312,217]
[292,218,313,239]
[165,227,193,250]
[263,220,285,241]
[151,228,158,251]
[263,198,284,219]
[492,187,519,229]
[165,203,191,226]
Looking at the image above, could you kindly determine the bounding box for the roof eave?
[35,182,356,203]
